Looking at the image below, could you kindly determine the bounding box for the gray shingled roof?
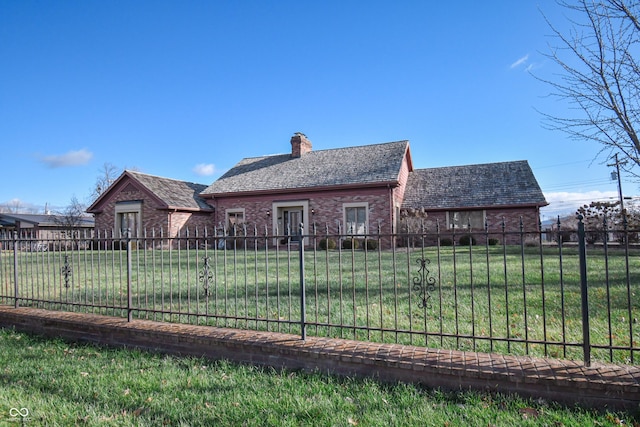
[201,141,409,195]
[402,161,547,210]
[126,171,212,210]
[0,213,94,227]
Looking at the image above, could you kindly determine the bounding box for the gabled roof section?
[126,171,212,210]
[402,161,548,210]
[202,140,411,196]
[87,170,212,213]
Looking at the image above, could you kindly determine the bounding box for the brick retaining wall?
[0,306,638,411]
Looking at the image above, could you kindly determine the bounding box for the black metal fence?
[1,217,639,366]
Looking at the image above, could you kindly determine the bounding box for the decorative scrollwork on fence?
[61,255,72,288]
[412,257,436,309]
[199,256,213,296]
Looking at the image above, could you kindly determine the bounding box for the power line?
[533,159,597,169]
[542,179,615,192]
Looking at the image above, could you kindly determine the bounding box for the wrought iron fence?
[1,217,639,366]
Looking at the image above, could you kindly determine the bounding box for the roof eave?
[416,201,549,211]
[164,205,215,213]
[203,180,400,199]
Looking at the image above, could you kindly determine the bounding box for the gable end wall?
[93,186,213,237]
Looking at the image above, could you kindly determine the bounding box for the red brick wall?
[393,154,412,207]
[1,307,636,411]
[420,207,542,245]
[167,211,214,237]
[212,187,396,235]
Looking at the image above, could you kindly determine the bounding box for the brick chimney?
[290,132,312,158]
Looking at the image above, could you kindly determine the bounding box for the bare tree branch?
[54,196,87,238]
[535,0,640,177]
[91,162,121,200]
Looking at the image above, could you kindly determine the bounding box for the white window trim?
[343,202,369,235]
[270,200,310,244]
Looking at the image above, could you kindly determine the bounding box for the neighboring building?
[86,170,213,238]
[0,213,95,240]
[401,161,548,244]
[87,133,548,247]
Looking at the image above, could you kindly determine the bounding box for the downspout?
[388,184,394,234]
[211,198,218,230]
[388,184,395,247]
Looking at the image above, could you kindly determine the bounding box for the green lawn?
[3,243,639,364]
[0,328,636,426]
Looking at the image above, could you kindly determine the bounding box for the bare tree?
[91,162,121,200]
[54,196,87,239]
[576,200,621,242]
[399,207,429,247]
[536,0,640,177]
[1,199,23,213]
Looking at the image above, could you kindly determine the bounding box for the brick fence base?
[0,306,638,411]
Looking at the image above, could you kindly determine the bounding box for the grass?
[0,328,637,426]
[2,241,640,364]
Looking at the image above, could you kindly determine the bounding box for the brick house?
[86,170,213,238]
[87,133,547,247]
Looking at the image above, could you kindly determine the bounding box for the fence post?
[299,223,306,340]
[13,231,19,309]
[126,228,133,322]
[577,215,591,367]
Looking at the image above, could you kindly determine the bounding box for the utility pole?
[608,153,627,215]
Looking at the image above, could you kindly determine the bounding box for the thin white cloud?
[541,190,620,218]
[510,54,529,69]
[39,149,93,168]
[193,163,216,176]
[545,190,619,204]
[525,61,544,73]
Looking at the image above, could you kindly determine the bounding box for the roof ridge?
[308,140,409,154]
[127,170,207,187]
[415,160,529,171]
[235,140,409,161]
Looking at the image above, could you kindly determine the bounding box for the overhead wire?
[535,158,637,217]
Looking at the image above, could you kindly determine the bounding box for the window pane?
[118,212,139,237]
[469,211,484,229]
[356,207,366,234]
[228,212,243,226]
[346,206,367,234]
[449,210,483,229]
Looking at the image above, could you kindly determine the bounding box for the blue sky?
[1,0,635,220]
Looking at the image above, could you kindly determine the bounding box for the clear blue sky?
[1,0,634,220]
